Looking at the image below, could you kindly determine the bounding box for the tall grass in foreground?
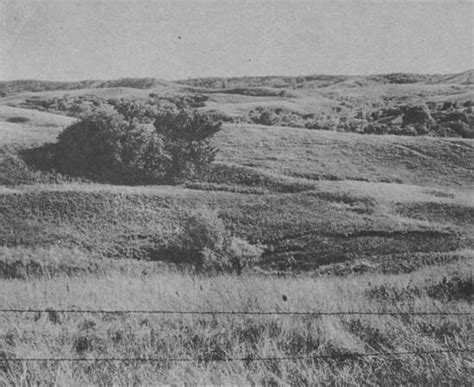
[0,258,472,385]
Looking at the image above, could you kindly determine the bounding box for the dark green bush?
[179,208,264,274]
[53,103,221,184]
[442,121,474,138]
[402,104,434,126]
[363,123,389,135]
[153,110,222,182]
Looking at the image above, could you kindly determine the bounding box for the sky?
[1,0,473,81]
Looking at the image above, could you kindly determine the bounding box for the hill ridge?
[1,70,473,94]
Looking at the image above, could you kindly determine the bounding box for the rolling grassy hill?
[2,71,473,126]
[0,105,75,147]
[215,124,473,187]
[0,99,472,276]
[0,74,473,384]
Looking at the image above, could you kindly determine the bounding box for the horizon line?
[1,69,473,84]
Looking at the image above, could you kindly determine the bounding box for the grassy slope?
[0,108,473,273]
[0,105,74,147]
[216,124,474,187]
[1,77,473,384]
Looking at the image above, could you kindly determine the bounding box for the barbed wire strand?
[0,309,471,316]
[1,349,471,363]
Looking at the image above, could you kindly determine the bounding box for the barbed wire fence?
[0,309,471,316]
[1,349,472,364]
[0,308,471,364]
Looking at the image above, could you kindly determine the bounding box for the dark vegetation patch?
[214,100,474,138]
[20,102,221,185]
[15,92,211,119]
[0,147,78,185]
[368,73,432,84]
[177,74,347,89]
[366,273,473,304]
[426,276,473,302]
[211,87,289,97]
[5,116,30,123]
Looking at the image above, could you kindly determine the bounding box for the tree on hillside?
[54,103,221,184]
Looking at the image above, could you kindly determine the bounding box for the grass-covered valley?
[0,73,473,384]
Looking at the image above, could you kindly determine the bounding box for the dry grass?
[0,105,74,147]
[0,258,472,385]
[1,180,471,272]
[215,124,474,187]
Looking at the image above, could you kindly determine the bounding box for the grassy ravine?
[1,259,472,385]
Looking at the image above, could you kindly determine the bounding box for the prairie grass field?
[1,258,472,385]
[0,74,473,384]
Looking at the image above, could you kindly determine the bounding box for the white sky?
[1,0,473,81]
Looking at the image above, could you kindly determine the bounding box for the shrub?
[388,125,418,136]
[179,208,264,274]
[108,99,159,123]
[153,110,222,182]
[53,103,221,184]
[402,104,434,127]
[55,106,133,181]
[439,111,468,123]
[363,123,389,135]
[226,236,265,274]
[442,121,474,138]
[250,108,277,126]
[181,208,228,254]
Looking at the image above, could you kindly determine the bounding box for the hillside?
[0,73,472,272]
[216,124,473,187]
[0,99,473,275]
[1,73,473,385]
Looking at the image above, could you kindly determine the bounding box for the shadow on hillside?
[20,143,322,190]
[20,142,168,186]
[21,143,58,173]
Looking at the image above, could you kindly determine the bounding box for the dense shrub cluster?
[178,208,264,274]
[20,93,211,118]
[52,102,222,184]
[178,74,347,89]
[247,107,307,127]
[242,100,474,138]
